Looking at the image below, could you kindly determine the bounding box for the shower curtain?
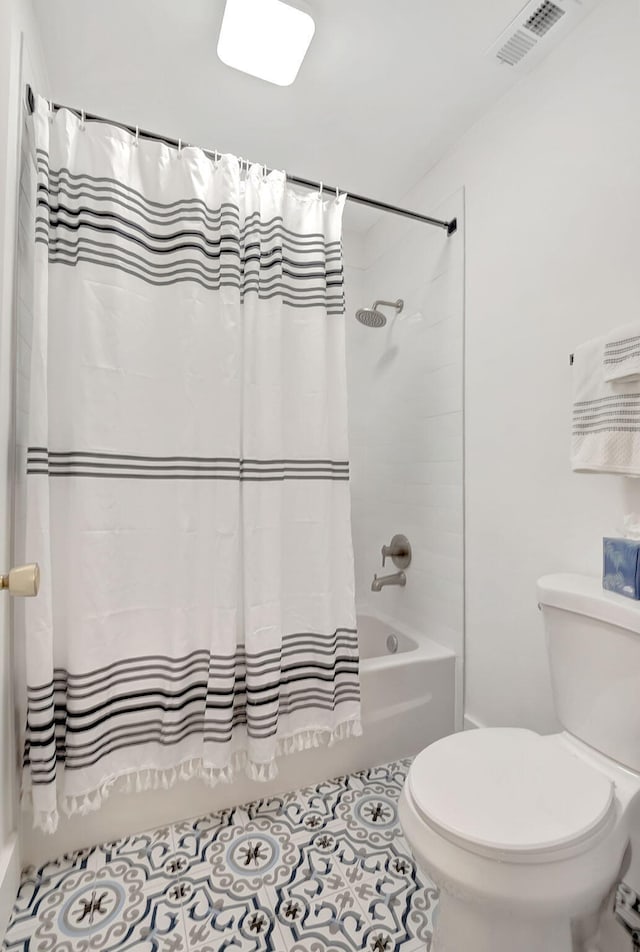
[23,96,360,833]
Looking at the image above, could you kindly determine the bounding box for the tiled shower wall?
[346,192,465,724]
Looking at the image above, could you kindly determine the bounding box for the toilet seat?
[407,727,616,862]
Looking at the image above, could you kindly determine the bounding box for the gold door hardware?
[0,563,40,597]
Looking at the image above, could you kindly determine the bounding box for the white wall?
[366,0,640,733]
[347,196,465,725]
[0,0,48,933]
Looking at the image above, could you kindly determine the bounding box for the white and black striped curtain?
[23,96,360,833]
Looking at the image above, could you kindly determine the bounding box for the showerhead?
[355,298,403,329]
[355,306,387,328]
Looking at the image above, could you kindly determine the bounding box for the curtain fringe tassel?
[24,717,363,833]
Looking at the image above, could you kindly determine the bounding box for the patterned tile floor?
[3,759,438,952]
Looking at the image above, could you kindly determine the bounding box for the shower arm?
[373,299,403,313]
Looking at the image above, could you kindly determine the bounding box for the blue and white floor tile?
[3,759,438,951]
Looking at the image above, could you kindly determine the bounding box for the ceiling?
[31,0,572,232]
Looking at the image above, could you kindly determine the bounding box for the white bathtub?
[23,614,457,865]
[357,613,456,762]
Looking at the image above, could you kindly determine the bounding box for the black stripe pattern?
[24,630,360,782]
[27,448,350,481]
[34,151,346,315]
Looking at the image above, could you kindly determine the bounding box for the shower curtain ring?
[177,138,182,158]
[80,109,86,130]
[134,124,139,147]
[319,181,323,198]
[48,100,53,123]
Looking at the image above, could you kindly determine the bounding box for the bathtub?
[22,614,457,865]
[357,613,456,762]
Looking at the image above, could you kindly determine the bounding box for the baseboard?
[0,833,20,942]
[463,712,485,730]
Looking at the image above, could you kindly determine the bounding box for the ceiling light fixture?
[217,0,315,87]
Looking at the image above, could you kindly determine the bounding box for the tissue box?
[603,537,640,599]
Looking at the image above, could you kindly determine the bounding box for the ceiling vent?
[488,0,601,69]
[496,28,537,66]
[524,0,566,36]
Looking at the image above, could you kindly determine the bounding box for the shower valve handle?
[380,535,412,570]
[381,544,402,566]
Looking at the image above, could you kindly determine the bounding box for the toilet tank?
[537,573,640,773]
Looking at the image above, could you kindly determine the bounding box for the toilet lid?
[408,728,615,858]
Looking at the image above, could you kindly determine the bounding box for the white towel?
[572,334,640,474]
[603,323,640,382]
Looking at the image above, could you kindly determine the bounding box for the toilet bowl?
[399,575,640,952]
[400,728,639,951]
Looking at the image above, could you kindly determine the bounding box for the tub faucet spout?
[371,570,406,592]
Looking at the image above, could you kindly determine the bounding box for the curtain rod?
[25,84,457,237]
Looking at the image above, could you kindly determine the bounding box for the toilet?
[399,574,640,952]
